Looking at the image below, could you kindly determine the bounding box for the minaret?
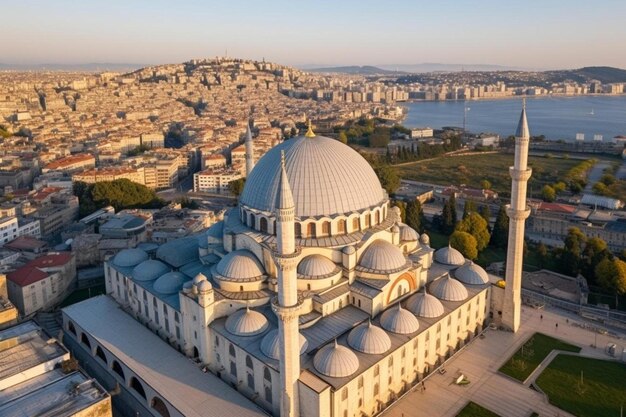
[272,151,302,417]
[245,122,255,176]
[502,100,532,332]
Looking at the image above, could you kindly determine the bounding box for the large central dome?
[240,134,385,218]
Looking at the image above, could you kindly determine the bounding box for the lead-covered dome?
[347,321,391,354]
[225,307,269,336]
[240,135,385,217]
[435,245,465,266]
[406,289,445,318]
[153,271,187,295]
[297,255,339,278]
[380,303,420,334]
[455,261,489,285]
[359,240,408,273]
[215,250,265,281]
[112,248,148,268]
[313,340,360,378]
[260,329,308,360]
[429,274,468,301]
[399,225,419,242]
[132,259,170,282]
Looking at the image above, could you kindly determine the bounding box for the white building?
[0,217,18,246]
[194,168,242,194]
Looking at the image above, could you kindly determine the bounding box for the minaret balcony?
[509,166,532,181]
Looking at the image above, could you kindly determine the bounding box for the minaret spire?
[244,121,255,177]
[272,150,301,417]
[502,101,533,332]
[305,119,315,138]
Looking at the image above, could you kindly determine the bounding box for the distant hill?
[307,65,406,75]
[548,66,626,84]
[378,63,528,72]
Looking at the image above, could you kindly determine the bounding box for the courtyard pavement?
[382,306,625,417]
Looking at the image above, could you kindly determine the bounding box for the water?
[402,95,626,141]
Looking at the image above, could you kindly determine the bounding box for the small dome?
[429,274,468,301]
[193,273,208,284]
[112,248,148,267]
[153,271,187,295]
[359,240,408,273]
[198,280,213,292]
[297,255,338,278]
[406,290,445,318]
[434,245,465,266]
[455,261,489,285]
[347,322,391,354]
[391,225,400,233]
[260,329,308,360]
[420,233,430,245]
[225,307,269,336]
[400,225,419,242]
[313,340,360,378]
[216,250,265,281]
[342,245,356,255]
[132,259,170,282]
[380,303,420,334]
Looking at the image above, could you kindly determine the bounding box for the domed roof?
[153,271,187,295]
[193,273,208,284]
[225,307,269,336]
[434,245,465,266]
[420,233,430,245]
[380,303,420,334]
[240,135,385,218]
[112,248,148,268]
[343,245,356,255]
[260,329,308,360]
[359,240,408,273]
[215,250,264,281]
[400,225,419,242]
[455,261,489,285]
[347,321,391,354]
[406,289,445,318]
[313,340,360,378]
[198,280,213,292]
[132,259,171,282]
[297,255,338,278]
[429,274,468,301]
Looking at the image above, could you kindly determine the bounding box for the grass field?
[499,333,581,382]
[536,355,626,417]
[397,153,582,196]
[456,401,501,417]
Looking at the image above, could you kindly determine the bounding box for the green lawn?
[60,284,106,308]
[456,401,501,417]
[536,355,626,417]
[499,333,581,382]
[397,153,581,197]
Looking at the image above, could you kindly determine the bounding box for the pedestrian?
[540,314,543,320]
[556,323,558,329]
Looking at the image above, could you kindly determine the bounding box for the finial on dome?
[305,119,315,138]
[522,97,526,110]
[280,150,286,170]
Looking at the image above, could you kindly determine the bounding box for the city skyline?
[4,0,626,69]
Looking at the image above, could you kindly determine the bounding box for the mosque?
[63,106,531,417]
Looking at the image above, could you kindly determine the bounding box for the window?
[352,217,359,231]
[358,376,363,388]
[174,312,180,323]
[81,333,91,349]
[230,361,237,377]
[260,217,268,233]
[264,367,271,382]
[388,356,393,367]
[247,372,255,390]
[364,215,370,227]
[374,383,379,396]
[68,321,77,335]
[215,336,220,346]
[342,387,348,400]
[375,210,380,224]
[338,219,346,234]
[322,221,330,236]
[112,361,125,380]
[130,377,147,399]
[151,397,171,417]
[246,355,253,369]
[306,222,315,238]
[374,365,379,376]
[265,386,272,404]
[295,223,302,238]
[229,344,236,357]
[96,346,107,364]
[153,297,158,307]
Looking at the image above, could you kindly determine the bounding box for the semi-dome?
[153,271,187,295]
[240,135,385,218]
[380,303,420,334]
[112,248,148,268]
[313,340,360,378]
[297,255,339,278]
[359,240,408,273]
[225,307,269,336]
[406,290,445,318]
[215,250,264,281]
[260,329,308,360]
[455,261,489,285]
[347,321,391,354]
[400,225,419,242]
[434,245,465,266]
[429,274,468,302]
[132,259,170,282]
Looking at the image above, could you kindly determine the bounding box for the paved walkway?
[382,307,625,417]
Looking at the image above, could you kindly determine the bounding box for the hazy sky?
[3,0,626,69]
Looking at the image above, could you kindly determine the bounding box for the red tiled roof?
[8,265,48,286]
[44,153,95,170]
[29,252,72,268]
[4,236,47,251]
[538,202,577,214]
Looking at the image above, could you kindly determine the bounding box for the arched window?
[229,344,236,357]
[321,221,330,236]
[215,335,220,346]
[352,217,359,231]
[364,215,370,227]
[265,385,272,404]
[96,346,107,364]
[246,355,253,369]
[81,333,91,349]
[247,372,255,390]
[151,397,171,417]
[295,223,302,238]
[130,377,147,399]
[230,361,237,377]
[337,219,346,235]
[68,321,77,335]
[193,346,199,359]
[306,222,315,238]
[263,367,271,382]
[249,213,256,229]
[112,361,125,380]
[260,217,268,233]
[174,312,180,323]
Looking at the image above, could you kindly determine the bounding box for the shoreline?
[400,92,626,104]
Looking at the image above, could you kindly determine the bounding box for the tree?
[228,178,246,197]
[405,199,424,233]
[537,243,548,268]
[462,200,477,219]
[480,179,492,190]
[595,257,626,301]
[374,165,400,195]
[337,130,348,144]
[541,184,556,202]
[581,237,610,283]
[440,196,457,234]
[561,227,587,276]
[456,211,491,252]
[553,181,567,193]
[74,179,164,216]
[391,200,406,222]
[479,205,491,225]
[368,126,391,148]
[490,204,509,248]
[450,231,478,260]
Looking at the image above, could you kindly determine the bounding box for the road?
[584,160,611,192]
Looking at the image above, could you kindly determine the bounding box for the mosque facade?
[65,111,531,417]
